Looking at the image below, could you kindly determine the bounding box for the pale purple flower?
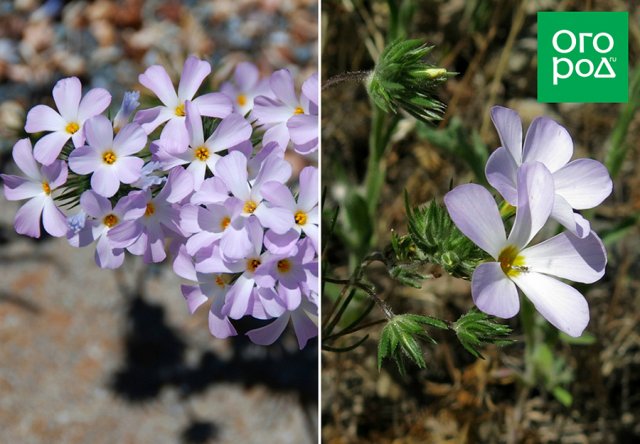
[113,91,140,132]
[155,101,252,190]
[212,151,294,259]
[1,138,68,238]
[68,116,146,198]
[173,244,237,339]
[25,77,111,165]
[71,190,147,269]
[262,165,319,253]
[220,61,272,116]
[134,55,232,141]
[108,167,193,263]
[486,106,613,238]
[196,218,285,320]
[253,69,312,152]
[445,162,607,337]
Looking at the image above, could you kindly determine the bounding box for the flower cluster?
[445,106,611,338]
[1,56,319,349]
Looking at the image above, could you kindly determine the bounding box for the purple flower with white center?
[113,91,140,132]
[155,101,252,190]
[1,138,68,238]
[445,162,607,337]
[287,72,318,154]
[68,116,146,198]
[486,106,613,238]
[25,77,111,165]
[134,55,233,141]
[220,61,272,116]
[108,167,193,263]
[253,69,313,152]
[213,150,294,258]
[173,245,237,339]
[71,190,147,269]
[262,166,319,253]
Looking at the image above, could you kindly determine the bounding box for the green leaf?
[453,309,514,359]
[558,331,596,346]
[551,386,573,407]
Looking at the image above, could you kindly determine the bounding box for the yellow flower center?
[237,94,247,107]
[246,258,261,273]
[102,150,117,165]
[65,122,80,134]
[277,259,291,274]
[293,106,304,115]
[42,182,51,195]
[103,213,119,228]
[144,202,155,217]
[498,245,526,277]
[220,216,231,231]
[294,210,307,225]
[243,200,257,214]
[215,275,226,288]
[175,103,185,117]
[195,146,210,161]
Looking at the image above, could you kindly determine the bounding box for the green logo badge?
[538,12,628,103]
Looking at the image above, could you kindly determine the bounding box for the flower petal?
[113,123,147,156]
[444,183,505,258]
[115,157,144,184]
[91,165,120,197]
[52,77,81,121]
[177,56,211,101]
[553,159,612,209]
[80,190,111,218]
[485,146,518,205]
[134,106,173,134]
[235,62,259,91]
[521,230,606,283]
[246,313,290,345]
[260,181,296,210]
[224,274,255,319]
[139,65,178,107]
[78,88,111,122]
[214,151,250,200]
[1,175,42,200]
[181,285,209,315]
[206,113,252,153]
[512,272,589,337]
[298,166,318,211]
[68,146,101,175]
[83,115,114,151]
[270,69,298,108]
[522,117,573,173]
[550,194,590,238]
[192,92,233,118]
[508,162,554,249]
[490,106,523,164]
[208,308,237,339]
[25,105,66,133]
[185,100,204,148]
[12,138,40,180]
[33,131,70,165]
[471,262,520,318]
[15,196,45,238]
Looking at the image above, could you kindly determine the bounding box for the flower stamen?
[42,182,51,195]
[103,213,119,228]
[194,146,209,161]
[175,104,185,117]
[294,210,307,225]
[65,122,80,134]
[498,245,526,277]
[243,200,257,214]
[246,258,261,273]
[102,150,117,165]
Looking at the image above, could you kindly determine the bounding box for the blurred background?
[0,1,317,443]
[321,0,640,442]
